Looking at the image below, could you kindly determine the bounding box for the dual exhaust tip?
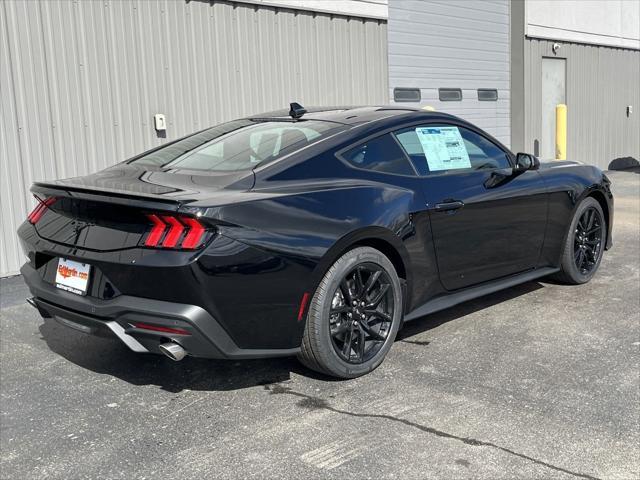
[29,295,187,362]
[159,342,187,361]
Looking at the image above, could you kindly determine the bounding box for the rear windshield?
[130,119,345,171]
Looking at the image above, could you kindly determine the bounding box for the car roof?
[248,105,460,126]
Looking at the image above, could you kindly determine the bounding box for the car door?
[394,123,548,291]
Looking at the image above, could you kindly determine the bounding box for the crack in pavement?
[399,339,431,346]
[265,384,602,480]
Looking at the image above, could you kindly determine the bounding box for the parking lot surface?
[1,171,638,480]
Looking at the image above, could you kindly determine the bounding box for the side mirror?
[515,152,540,171]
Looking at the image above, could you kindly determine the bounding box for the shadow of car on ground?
[38,280,545,393]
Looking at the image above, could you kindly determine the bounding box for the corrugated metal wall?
[0,0,388,277]
[388,0,511,145]
[524,38,640,168]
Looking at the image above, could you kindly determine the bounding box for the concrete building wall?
[522,37,640,168]
[525,0,640,50]
[387,0,511,146]
[0,0,388,277]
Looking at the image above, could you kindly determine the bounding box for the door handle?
[434,200,464,212]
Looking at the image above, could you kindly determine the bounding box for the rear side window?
[131,119,344,171]
[394,125,510,176]
[341,134,415,176]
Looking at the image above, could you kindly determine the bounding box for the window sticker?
[415,126,471,171]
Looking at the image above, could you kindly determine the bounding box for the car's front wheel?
[298,247,403,378]
[553,196,606,284]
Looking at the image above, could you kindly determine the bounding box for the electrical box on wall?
[154,114,166,131]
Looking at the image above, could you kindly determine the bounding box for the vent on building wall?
[393,88,421,102]
[438,88,462,101]
[477,89,498,101]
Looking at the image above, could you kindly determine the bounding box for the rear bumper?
[21,263,300,360]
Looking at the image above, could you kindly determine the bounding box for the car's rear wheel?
[298,247,403,378]
[553,197,606,284]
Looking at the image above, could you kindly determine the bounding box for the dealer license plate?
[55,258,91,296]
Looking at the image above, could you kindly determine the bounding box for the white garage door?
[388,0,511,146]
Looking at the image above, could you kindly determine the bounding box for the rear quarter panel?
[194,153,440,347]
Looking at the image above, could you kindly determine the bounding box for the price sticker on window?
[415,126,471,171]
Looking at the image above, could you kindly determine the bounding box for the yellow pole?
[555,104,567,160]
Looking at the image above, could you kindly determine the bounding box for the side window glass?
[394,125,510,176]
[342,134,415,176]
[459,129,511,170]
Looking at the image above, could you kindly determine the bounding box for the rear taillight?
[143,214,207,250]
[145,214,166,247]
[181,217,206,249]
[27,196,57,224]
[161,216,185,248]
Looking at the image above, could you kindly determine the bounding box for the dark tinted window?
[131,120,344,171]
[478,89,498,101]
[393,88,421,102]
[438,88,462,101]
[394,125,510,176]
[342,134,415,176]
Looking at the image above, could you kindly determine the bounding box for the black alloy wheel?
[573,206,603,275]
[328,263,394,364]
[298,247,403,378]
[553,196,606,285]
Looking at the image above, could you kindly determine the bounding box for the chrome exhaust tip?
[159,342,187,361]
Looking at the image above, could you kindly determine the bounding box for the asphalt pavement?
[1,170,638,480]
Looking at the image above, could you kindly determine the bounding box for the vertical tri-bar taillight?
[27,196,57,224]
[145,215,166,246]
[181,217,206,249]
[143,214,207,250]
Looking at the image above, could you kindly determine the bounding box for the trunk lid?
[30,164,253,251]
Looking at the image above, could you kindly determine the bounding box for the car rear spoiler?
[31,182,187,212]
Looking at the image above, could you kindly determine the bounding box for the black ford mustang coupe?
[18,104,613,378]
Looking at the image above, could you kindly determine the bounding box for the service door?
[540,57,566,160]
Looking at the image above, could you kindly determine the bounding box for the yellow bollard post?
[555,104,567,160]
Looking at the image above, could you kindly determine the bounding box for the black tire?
[298,247,403,379]
[552,197,606,285]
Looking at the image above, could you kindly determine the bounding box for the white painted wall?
[526,0,640,49]
[236,0,388,19]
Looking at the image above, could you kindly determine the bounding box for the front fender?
[538,163,613,266]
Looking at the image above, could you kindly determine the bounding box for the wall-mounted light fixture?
[154,114,167,132]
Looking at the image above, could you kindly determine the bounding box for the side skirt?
[403,267,559,322]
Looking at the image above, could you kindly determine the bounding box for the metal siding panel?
[388,0,511,145]
[524,38,639,168]
[1,0,387,276]
[1,1,27,276]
